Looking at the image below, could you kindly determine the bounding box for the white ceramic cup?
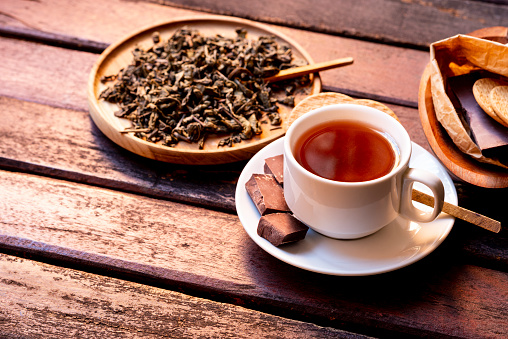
[283,104,445,239]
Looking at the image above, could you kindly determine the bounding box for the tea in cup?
[283,104,444,239]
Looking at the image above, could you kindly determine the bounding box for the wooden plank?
[0,169,507,338]
[1,0,506,50]
[0,253,363,338]
[0,1,430,107]
[0,36,95,111]
[0,25,108,53]
[152,0,508,48]
[0,95,240,212]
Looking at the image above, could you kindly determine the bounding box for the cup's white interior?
[284,104,412,184]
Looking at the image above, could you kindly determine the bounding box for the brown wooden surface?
[0,253,362,338]
[0,0,507,338]
[1,168,507,337]
[158,0,508,48]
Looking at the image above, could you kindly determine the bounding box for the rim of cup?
[283,104,412,187]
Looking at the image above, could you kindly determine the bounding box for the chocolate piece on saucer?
[448,73,508,159]
[245,174,289,215]
[264,154,284,185]
[257,213,308,246]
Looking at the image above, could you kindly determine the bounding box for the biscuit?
[351,99,399,122]
[472,78,508,127]
[490,86,508,126]
[284,93,399,130]
[283,92,354,130]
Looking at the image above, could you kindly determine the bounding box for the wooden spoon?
[264,57,354,82]
[412,189,501,233]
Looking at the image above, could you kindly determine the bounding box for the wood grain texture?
[155,0,508,48]
[0,253,360,338]
[0,95,239,212]
[0,0,429,107]
[0,169,507,337]
[0,36,95,111]
[1,0,508,337]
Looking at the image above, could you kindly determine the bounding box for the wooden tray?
[418,26,508,188]
[87,16,321,165]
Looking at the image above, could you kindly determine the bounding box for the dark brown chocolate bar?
[264,154,284,185]
[448,73,508,159]
[245,174,290,215]
[257,213,308,246]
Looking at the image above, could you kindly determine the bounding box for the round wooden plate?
[418,26,508,188]
[88,16,321,165]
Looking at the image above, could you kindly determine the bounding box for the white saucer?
[235,137,457,276]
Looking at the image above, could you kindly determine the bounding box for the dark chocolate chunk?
[264,154,284,185]
[257,213,308,246]
[245,174,290,215]
[448,73,508,160]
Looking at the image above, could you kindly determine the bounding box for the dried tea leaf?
[99,27,310,148]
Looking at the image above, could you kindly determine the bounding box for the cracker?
[284,92,399,130]
[490,86,508,126]
[283,92,354,130]
[472,78,508,127]
[351,99,399,122]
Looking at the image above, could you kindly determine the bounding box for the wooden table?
[1,0,507,337]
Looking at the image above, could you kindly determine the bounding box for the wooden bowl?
[88,16,321,165]
[418,26,508,188]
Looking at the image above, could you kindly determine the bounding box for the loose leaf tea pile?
[99,27,309,149]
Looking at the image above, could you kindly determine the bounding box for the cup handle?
[399,168,445,223]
